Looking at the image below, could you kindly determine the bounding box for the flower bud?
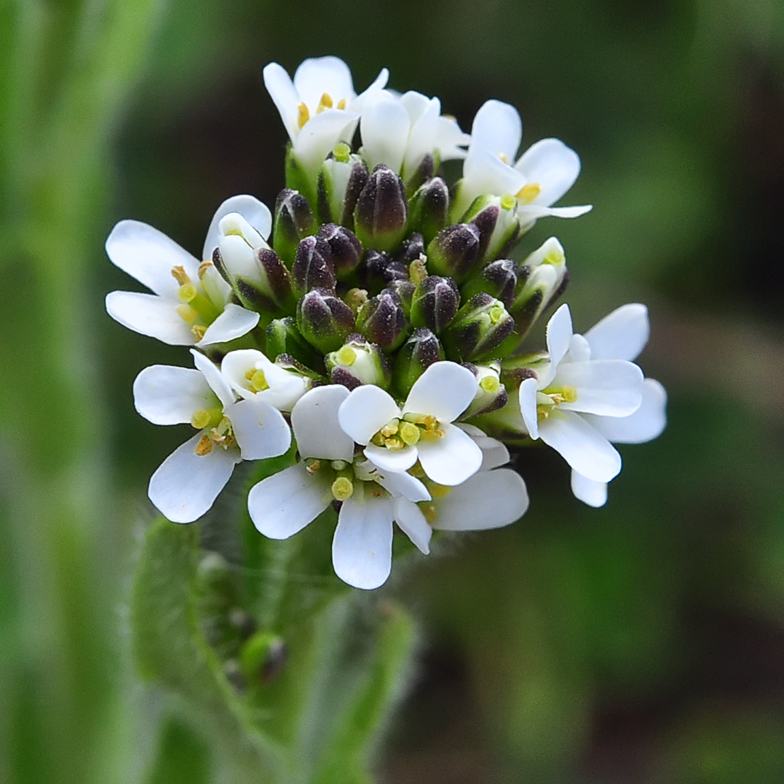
[461,194,520,263]
[444,293,515,361]
[317,149,368,229]
[354,164,409,253]
[272,189,317,266]
[292,235,336,297]
[296,288,356,354]
[386,279,415,317]
[394,233,425,265]
[318,223,362,279]
[404,152,435,195]
[393,328,444,397]
[408,177,449,244]
[463,361,508,418]
[358,250,409,294]
[325,335,392,389]
[355,288,408,350]
[240,631,288,685]
[265,317,320,368]
[410,275,460,334]
[461,259,520,308]
[213,237,281,317]
[425,223,480,282]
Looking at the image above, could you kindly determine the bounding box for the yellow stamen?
[336,346,357,366]
[198,260,214,278]
[334,141,351,162]
[331,476,354,501]
[516,183,541,204]
[399,422,420,446]
[409,256,428,285]
[384,436,405,450]
[346,288,369,312]
[498,152,509,164]
[191,408,214,430]
[380,420,399,438]
[317,92,333,113]
[297,102,310,128]
[171,265,191,286]
[489,303,505,324]
[305,459,322,475]
[191,324,207,341]
[480,375,500,394]
[500,194,516,211]
[176,304,199,324]
[246,368,269,393]
[178,283,198,303]
[195,435,213,456]
[336,98,347,110]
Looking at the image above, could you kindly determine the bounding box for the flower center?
[536,385,578,420]
[370,413,445,450]
[305,457,392,503]
[516,183,542,204]
[172,264,221,339]
[192,411,237,455]
[244,367,270,393]
[297,94,348,128]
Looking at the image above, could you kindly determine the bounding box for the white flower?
[220,348,310,411]
[134,349,291,523]
[454,99,591,226]
[338,361,483,486]
[248,385,433,590]
[263,57,388,179]
[565,304,667,507]
[360,90,470,178]
[518,304,645,485]
[106,195,268,346]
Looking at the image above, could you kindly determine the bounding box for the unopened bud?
[214,237,275,315]
[355,288,408,350]
[444,292,515,361]
[461,195,521,263]
[292,235,336,296]
[354,164,409,253]
[410,275,460,334]
[266,317,320,367]
[318,153,368,229]
[386,279,415,317]
[393,328,444,396]
[358,250,409,294]
[462,259,520,308]
[296,288,356,354]
[408,177,450,245]
[394,233,425,265]
[318,223,362,278]
[326,335,392,389]
[403,152,436,195]
[273,189,316,266]
[425,223,480,281]
[464,361,508,417]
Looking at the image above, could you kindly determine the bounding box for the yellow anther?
[500,193,516,211]
[297,101,310,128]
[537,404,551,420]
[429,483,452,499]
[380,420,399,439]
[195,435,213,456]
[191,324,207,341]
[198,260,214,278]
[421,503,438,524]
[334,141,351,162]
[346,288,369,312]
[489,303,505,324]
[399,422,421,446]
[409,256,428,285]
[317,92,333,113]
[337,346,357,366]
[178,283,198,303]
[384,436,405,450]
[331,476,354,501]
[305,459,322,475]
[249,369,269,392]
[516,183,541,204]
[176,304,199,324]
[209,417,236,449]
[336,98,347,110]
[480,375,501,394]
[419,427,445,442]
[498,152,509,164]
[561,385,578,403]
[191,409,212,429]
[171,265,191,286]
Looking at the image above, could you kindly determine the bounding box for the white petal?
[538,303,573,388]
[416,423,483,486]
[198,304,259,346]
[435,115,471,161]
[456,424,510,469]
[555,360,644,417]
[403,361,477,423]
[518,377,540,439]
[105,291,195,345]
[363,443,418,474]
[106,220,199,297]
[148,433,240,523]
[372,466,431,502]
[584,303,650,362]
[199,262,232,307]
[291,385,354,461]
[190,349,235,409]
[539,411,621,483]
[394,498,431,554]
[517,204,593,225]
[220,349,268,400]
[431,468,529,531]
[227,397,291,460]
[332,496,394,590]
[570,471,608,508]
[462,148,527,207]
[133,365,213,425]
[402,94,440,175]
[469,99,522,162]
[360,92,411,174]
[293,109,360,177]
[565,334,592,363]
[248,463,331,539]
[514,138,581,206]
[203,195,272,259]
[350,68,390,113]
[339,384,401,445]
[294,56,355,109]
[586,378,667,444]
[263,62,301,141]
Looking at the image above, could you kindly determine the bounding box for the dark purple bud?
[318,154,369,228]
[318,223,362,278]
[410,275,460,334]
[355,288,408,351]
[394,233,425,264]
[393,328,444,396]
[425,223,480,281]
[443,292,515,361]
[408,177,449,245]
[296,288,356,353]
[273,189,316,266]
[462,259,520,308]
[292,235,336,296]
[354,164,409,253]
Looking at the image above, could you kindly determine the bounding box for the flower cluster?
[108,56,666,589]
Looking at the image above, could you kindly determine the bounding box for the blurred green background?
[2,0,784,781]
